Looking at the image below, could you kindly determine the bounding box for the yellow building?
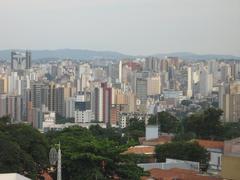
[126,92,136,112]
[221,154,240,180]
[147,76,161,96]
[0,74,8,93]
[223,81,240,122]
[112,88,128,105]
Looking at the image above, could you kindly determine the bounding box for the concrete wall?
[224,137,240,154]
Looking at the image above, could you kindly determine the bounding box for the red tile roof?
[123,146,155,155]
[142,135,173,146]
[196,139,224,149]
[141,168,222,180]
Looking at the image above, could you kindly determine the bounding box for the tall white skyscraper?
[119,61,122,83]
[11,50,31,71]
[199,67,213,97]
[187,66,193,98]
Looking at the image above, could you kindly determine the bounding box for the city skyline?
[0,0,240,56]
[2,1,240,180]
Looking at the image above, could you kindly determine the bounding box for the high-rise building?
[92,86,103,122]
[187,66,193,98]
[160,59,168,72]
[91,83,112,124]
[55,86,65,117]
[8,72,19,95]
[31,82,44,109]
[7,95,22,123]
[144,57,160,72]
[0,79,4,94]
[74,95,93,123]
[119,61,122,83]
[222,81,240,122]
[110,104,120,126]
[221,64,231,83]
[30,82,50,128]
[65,97,75,118]
[160,72,169,91]
[32,108,43,129]
[101,82,112,124]
[0,75,8,93]
[0,94,8,118]
[48,82,55,111]
[78,63,91,77]
[136,77,147,104]
[11,50,31,71]
[107,62,120,84]
[126,92,136,112]
[112,88,127,105]
[199,67,213,97]
[147,76,161,96]
[64,82,76,100]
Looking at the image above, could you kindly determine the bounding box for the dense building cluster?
[0,50,240,131]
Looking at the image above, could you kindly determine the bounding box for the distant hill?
[0,49,131,61]
[154,52,240,60]
[0,49,239,61]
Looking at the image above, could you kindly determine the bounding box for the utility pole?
[57,142,61,180]
[49,142,62,180]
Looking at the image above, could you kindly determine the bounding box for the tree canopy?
[184,108,223,140]
[123,118,145,143]
[155,141,209,171]
[46,126,146,180]
[148,111,180,133]
[223,122,240,140]
[89,124,128,145]
[0,116,49,179]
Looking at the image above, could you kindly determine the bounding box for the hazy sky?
[0,0,240,55]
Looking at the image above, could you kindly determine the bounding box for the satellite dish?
[49,147,58,165]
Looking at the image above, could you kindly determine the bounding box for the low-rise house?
[124,145,155,155]
[140,134,173,146]
[123,145,156,163]
[141,168,222,180]
[138,158,199,172]
[196,139,224,171]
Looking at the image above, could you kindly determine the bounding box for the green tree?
[173,132,197,141]
[89,125,127,145]
[223,122,240,140]
[0,117,49,178]
[0,115,11,125]
[148,111,179,133]
[155,141,209,171]
[184,108,223,140]
[124,118,145,143]
[5,124,49,171]
[46,126,145,180]
[0,133,37,178]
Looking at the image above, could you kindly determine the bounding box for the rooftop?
[141,168,222,180]
[141,135,173,146]
[123,145,155,155]
[196,139,224,150]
